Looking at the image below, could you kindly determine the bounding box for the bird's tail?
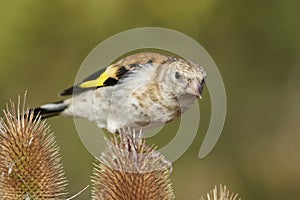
[30,100,68,119]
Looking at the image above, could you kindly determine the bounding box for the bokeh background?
[1,0,299,199]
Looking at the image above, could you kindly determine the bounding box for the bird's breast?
[105,82,196,131]
[127,83,182,125]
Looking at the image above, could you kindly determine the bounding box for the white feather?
[40,103,66,110]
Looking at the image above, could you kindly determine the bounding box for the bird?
[31,52,206,133]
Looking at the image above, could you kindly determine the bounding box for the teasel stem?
[91,128,175,200]
[0,94,68,199]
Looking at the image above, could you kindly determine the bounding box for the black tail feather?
[29,101,68,119]
[29,108,61,119]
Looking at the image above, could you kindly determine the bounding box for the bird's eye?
[175,71,181,79]
[201,79,205,86]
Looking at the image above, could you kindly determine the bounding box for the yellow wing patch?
[79,71,109,88]
[79,66,119,88]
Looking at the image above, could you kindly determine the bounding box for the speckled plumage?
[33,52,206,133]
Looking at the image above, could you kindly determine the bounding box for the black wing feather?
[60,68,108,96]
[60,65,135,96]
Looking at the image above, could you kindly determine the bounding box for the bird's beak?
[186,80,203,99]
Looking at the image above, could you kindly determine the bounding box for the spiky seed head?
[0,95,68,200]
[200,185,241,200]
[91,128,175,200]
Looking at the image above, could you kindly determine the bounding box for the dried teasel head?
[0,95,67,199]
[200,185,241,200]
[91,128,175,200]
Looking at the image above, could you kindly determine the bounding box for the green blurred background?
[1,0,299,199]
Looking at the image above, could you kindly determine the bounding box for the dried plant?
[0,96,67,199]
[0,94,241,200]
[91,129,175,200]
[200,185,240,200]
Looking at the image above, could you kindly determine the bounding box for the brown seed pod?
[0,95,67,200]
[91,129,175,200]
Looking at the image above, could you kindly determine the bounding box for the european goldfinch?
[32,52,206,133]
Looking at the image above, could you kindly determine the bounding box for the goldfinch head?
[160,58,206,99]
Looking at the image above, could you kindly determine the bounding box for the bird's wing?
[60,64,137,96]
[60,52,172,96]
